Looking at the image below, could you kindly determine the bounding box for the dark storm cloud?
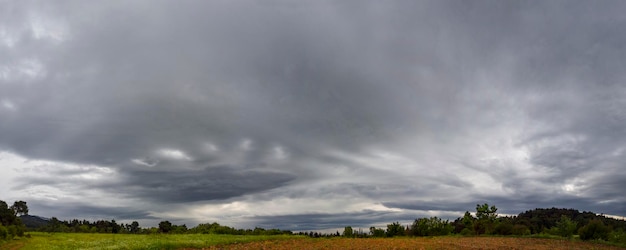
[2,0,626,228]
[489,195,626,216]
[250,210,418,231]
[2,0,412,164]
[29,200,157,221]
[114,167,296,203]
[383,194,626,217]
[14,164,295,203]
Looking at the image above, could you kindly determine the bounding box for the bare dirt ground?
[2,241,25,250]
[202,237,625,250]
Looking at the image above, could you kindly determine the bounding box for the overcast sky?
[1,0,625,230]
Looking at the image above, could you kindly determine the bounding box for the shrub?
[609,229,626,244]
[369,227,385,237]
[0,225,8,240]
[6,225,17,239]
[411,217,451,236]
[386,222,405,237]
[579,220,609,241]
[511,224,530,235]
[460,228,474,236]
[494,222,513,235]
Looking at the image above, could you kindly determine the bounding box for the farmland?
[1,233,299,250]
[206,237,626,250]
[3,233,625,250]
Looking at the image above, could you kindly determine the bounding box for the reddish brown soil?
[200,237,625,250]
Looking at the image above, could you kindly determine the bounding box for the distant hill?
[511,207,626,234]
[20,215,50,229]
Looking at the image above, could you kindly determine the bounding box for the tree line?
[0,200,29,241]
[340,203,626,244]
[33,218,292,236]
[3,199,626,245]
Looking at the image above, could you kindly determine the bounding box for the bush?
[609,229,626,244]
[0,225,8,240]
[386,222,405,237]
[411,217,451,236]
[543,227,559,236]
[511,225,530,235]
[369,227,386,237]
[493,222,513,235]
[579,220,609,241]
[6,225,17,239]
[16,224,25,237]
[460,228,474,236]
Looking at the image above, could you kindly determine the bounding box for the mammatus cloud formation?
[1,1,625,230]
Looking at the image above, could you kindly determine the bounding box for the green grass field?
[3,233,625,250]
[1,233,301,250]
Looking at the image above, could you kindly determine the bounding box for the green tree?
[579,220,609,241]
[0,200,18,226]
[476,203,498,221]
[158,220,173,233]
[171,224,188,234]
[110,219,121,234]
[343,226,353,237]
[47,217,62,233]
[0,200,26,238]
[78,224,90,233]
[457,211,476,235]
[411,217,452,236]
[474,203,497,234]
[129,221,140,233]
[555,215,577,238]
[10,201,28,216]
[369,227,385,237]
[462,211,474,227]
[386,222,405,237]
[493,220,513,235]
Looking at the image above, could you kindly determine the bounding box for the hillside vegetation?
[2,200,626,248]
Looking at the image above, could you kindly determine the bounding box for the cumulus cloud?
[1,0,625,229]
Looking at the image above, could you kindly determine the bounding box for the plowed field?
[205,237,625,250]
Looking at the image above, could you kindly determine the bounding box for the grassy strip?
[11,232,301,250]
[5,233,625,250]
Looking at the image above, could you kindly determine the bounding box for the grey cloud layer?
[2,1,626,229]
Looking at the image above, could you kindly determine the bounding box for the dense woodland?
[0,200,28,240]
[2,200,626,245]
